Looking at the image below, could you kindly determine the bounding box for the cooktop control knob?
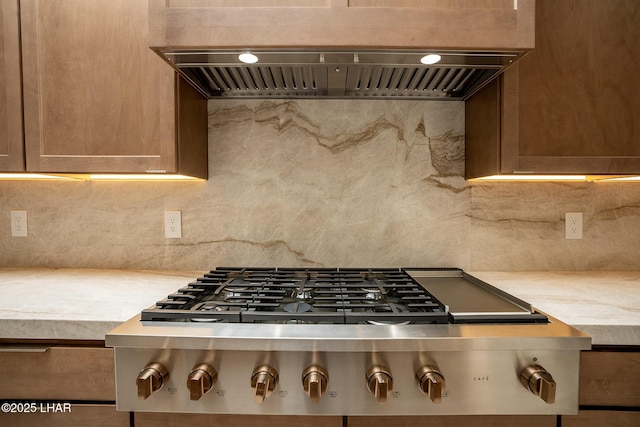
[136,362,169,400]
[302,365,329,403]
[187,363,218,401]
[251,365,279,404]
[366,365,393,403]
[415,365,446,403]
[520,364,556,404]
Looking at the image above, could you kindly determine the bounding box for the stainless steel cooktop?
[106,267,591,416]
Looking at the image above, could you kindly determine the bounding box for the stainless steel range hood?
[162,49,523,100]
[149,0,535,100]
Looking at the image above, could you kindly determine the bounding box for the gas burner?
[283,302,312,313]
[294,288,314,299]
[190,317,224,323]
[197,303,229,312]
[370,303,409,313]
[366,319,412,326]
[220,287,251,301]
[361,288,384,301]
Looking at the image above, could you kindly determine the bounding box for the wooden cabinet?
[0,344,129,427]
[465,0,640,178]
[150,0,534,53]
[0,404,129,427]
[9,0,207,177]
[348,416,556,427]
[562,410,640,427]
[135,413,343,427]
[578,349,640,407]
[0,0,24,171]
[561,349,640,427]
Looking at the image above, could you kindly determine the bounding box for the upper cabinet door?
[0,0,24,171]
[510,0,640,173]
[466,0,640,177]
[20,0,178,173]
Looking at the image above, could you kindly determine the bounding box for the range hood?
[149,0,535,101]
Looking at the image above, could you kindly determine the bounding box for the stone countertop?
[0,268,201,341]
[0,268,638,345]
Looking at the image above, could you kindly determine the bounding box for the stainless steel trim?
[106,313,591,352]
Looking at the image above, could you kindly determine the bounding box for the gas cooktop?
[107,267,590,416]
[141,267,548,325]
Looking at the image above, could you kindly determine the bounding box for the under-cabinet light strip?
[470,175,587,181]
[470,175,640,182]
[0,173,204,181]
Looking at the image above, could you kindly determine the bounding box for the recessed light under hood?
[162,49,524,100]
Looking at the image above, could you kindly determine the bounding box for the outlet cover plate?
[164,211,182,238]
[565,212,583,240]
[11,210,28,237]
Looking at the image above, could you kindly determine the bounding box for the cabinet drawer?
[563,410,640,427]
[580,351,640,407]
[347,416,556,427]
[135,413,342,427]
[0,346,115,401]
[0,404,128,427]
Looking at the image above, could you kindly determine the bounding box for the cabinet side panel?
[177,76,208,179]
[465,77,501,179]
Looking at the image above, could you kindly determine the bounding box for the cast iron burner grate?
[141,267,449,324]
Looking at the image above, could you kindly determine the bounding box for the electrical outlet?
[164,211,182,238]
[11,210,28,237]
[565,212,583,240]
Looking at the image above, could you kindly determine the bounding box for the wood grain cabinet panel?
[560,350,640,427]
[19,0,207,177]
[578,350,640,407]
[135,413,343,427]
[465,0,640,178]
[150,0,534,52]
[0,346,115,401]
[562,410,640,427]
[347,415,556,427]
[0,0,24,171]
[0,404,129,427]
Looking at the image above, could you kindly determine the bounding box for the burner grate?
[141,268,449,324]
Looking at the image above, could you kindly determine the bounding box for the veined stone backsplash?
[1,100,639,271]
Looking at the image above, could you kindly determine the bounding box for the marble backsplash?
[0,100,639,271]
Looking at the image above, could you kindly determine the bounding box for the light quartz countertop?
[0,268,638,346]
[0,268,201,341]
